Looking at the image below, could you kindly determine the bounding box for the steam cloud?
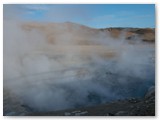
[4,20,155,113]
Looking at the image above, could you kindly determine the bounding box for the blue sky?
[4,4,155,28]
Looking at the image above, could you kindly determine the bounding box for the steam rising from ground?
[4,21,155,113]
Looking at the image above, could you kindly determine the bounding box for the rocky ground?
[27,86,155,116]
[100,27,155,42]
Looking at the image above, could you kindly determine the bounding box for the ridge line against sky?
[4,4,155,28]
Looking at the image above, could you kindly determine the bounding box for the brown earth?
[21,22,155,45]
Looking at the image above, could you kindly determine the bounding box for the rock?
[145,86,155,99]
[130,105,134,108]
[64,112,71,116]
[128,98,139,103]
[115,111,128,116]
[107,113,114,116]
[74,111,88,116]
[71,110,81,114]
[5,112,16,116]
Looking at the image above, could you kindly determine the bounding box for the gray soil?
[27,86,155,116]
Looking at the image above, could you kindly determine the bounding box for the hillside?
[21,22,155,44]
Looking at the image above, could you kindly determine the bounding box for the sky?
[4,4,155,28]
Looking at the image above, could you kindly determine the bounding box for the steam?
[4,20,155,113]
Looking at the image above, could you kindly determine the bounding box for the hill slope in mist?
[22,22,155,44]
